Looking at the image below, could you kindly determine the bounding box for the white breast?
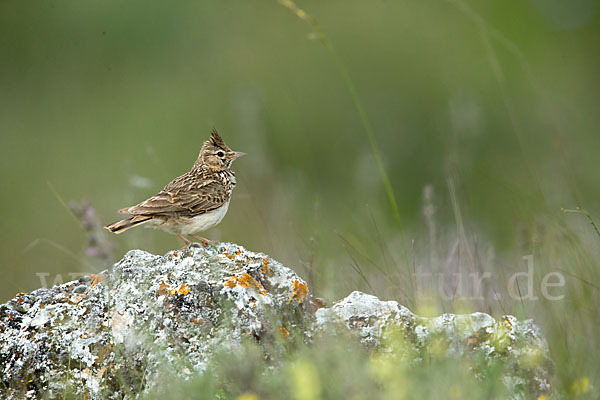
[184,200,230,235]
[152,200,230,235]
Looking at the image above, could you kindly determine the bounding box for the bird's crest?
[209,128,227,148]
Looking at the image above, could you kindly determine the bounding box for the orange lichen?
[467,331,482,348]
[13,292,27,304]
[289,280,308,303]
[67,293,86,305]
[168,284,191,296]
[177,284,190,295]
[157,280,171,296]
[224,277,237,288]
[224,273,267,295]
[97,366,107,379]
[260,257,271,275]
[190,317,203,325]
[237,273,254,289]
[157,281,190,296]
[223,248,243,259]
[310,297,326,310]
[89,273,105,288]
[238,273,267,295]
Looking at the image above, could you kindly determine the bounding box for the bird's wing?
[122,176,227,217]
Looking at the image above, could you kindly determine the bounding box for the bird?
[105,129,245,248]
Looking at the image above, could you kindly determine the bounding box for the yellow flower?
[571,377,590,396]
[290,360,321,400]
[237,393,260,400]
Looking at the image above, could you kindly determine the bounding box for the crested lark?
[105,129,245,247]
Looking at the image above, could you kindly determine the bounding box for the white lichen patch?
[109,308,135,345]
[316,291,416,348]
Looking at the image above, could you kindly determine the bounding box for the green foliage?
[144,333,518,400]
[1,0,599,398]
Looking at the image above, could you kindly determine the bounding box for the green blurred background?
[1,0,599,316]
[2,0,600,394]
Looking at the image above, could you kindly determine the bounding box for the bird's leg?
[177,234,192,250]
[190,234,214,247]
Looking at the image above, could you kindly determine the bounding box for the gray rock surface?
[316,291,553,396]
[0,243,552,399]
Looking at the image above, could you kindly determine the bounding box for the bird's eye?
[217,151,224,157]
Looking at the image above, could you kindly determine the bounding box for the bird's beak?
[232,151,246,159]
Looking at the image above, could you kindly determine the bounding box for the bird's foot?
[177,234,192,250]
[190,235,215,247]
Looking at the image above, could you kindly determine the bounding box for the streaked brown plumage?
[105,129,245,247]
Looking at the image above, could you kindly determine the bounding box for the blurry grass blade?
[492,287,507,316]
[515,277,525,310]
[448,177,475,267]
[335,231,386,276]
[23,238,95,270]
[561,207,600,238]
[47,181,85,231]
[451,0,546,206]
[557,268,599,291]
[349,254,375,293]
[277,0,401,225]
[368,206,395,274]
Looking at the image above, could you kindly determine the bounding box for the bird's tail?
[105,215,152,234]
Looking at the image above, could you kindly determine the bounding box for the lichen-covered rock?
[0,244,553,399]
[316,291,553,398]
[0,243,314,399]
